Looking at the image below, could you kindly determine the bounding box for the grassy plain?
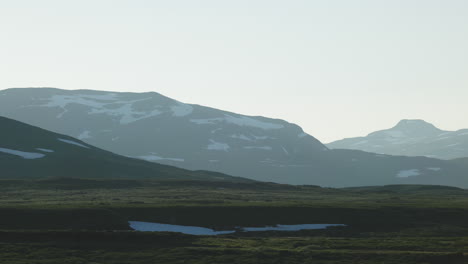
[1,178,468,263]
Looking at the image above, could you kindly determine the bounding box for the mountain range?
[0,116,243,182]
[0,88,467,187]
[327,119,468,160]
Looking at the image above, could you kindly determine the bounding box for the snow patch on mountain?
[210,128,222,134]
[396,169,421,178]
[36,148,54,153]
[207,140,230,151]
[243,146,273,150]
[137,154,185,162]
[171,103,193,117]
[253,135,274,140]
[40,94,116,118]
[224,115,284,130]
[58,138,90,149]
[0,148,45,159]
[434,136,451,141]
[230,134,253,141]
[39,94,193,124]
[190,118,222,125]
[78,130,91,140]
[89,100,162,124]
[43,94,117,108]
[191,115,283,130]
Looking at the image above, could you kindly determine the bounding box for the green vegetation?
[1,232,466,264]
[1,178,468,263]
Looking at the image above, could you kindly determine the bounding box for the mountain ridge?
[328,119,468,160]
[1,88,468,187]
[0,87,327,180]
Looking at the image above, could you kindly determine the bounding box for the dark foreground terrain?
[1,178,468,263]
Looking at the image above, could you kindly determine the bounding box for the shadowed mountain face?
[0,116,245,182]
[1,88,467,187]
[327,119,468,160]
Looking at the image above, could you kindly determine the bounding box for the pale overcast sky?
[1,0,467,142]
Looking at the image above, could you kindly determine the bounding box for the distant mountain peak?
[394,119,439,129]
[327,118,468,160]
[385,119,443,138]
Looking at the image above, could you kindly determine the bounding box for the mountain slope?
[327,119,468,160]
[0,88,467,187]
[0,116,246,181]
[0,88,327,180]
[452,158,468,169]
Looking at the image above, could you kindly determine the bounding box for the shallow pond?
[129,221,345,235]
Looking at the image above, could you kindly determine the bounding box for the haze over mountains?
[328,119,468,160]
[1,88,467,187]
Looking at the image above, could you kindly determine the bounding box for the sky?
[0,0,467,143]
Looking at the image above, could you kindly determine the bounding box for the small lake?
[129,221,345,235]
